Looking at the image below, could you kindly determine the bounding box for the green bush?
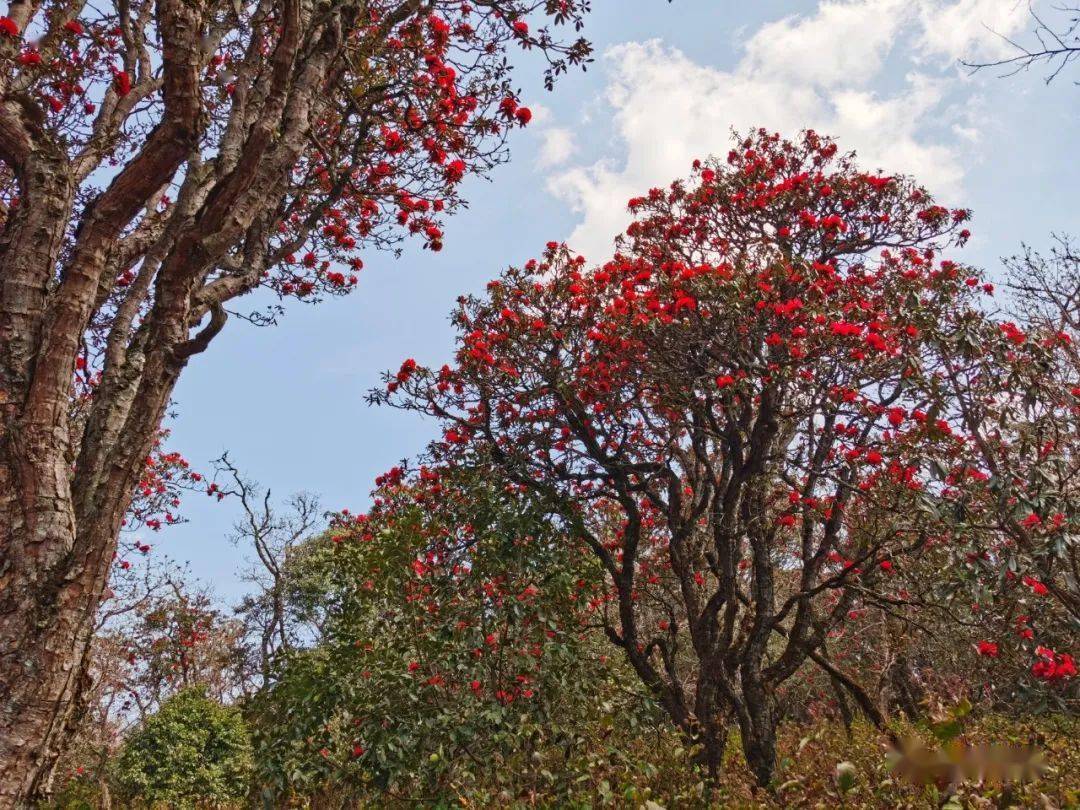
[248,468,663,805]
[111,687,252,808]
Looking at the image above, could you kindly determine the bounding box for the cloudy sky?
[162,0,1079,599]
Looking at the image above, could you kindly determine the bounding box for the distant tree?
[376,129,1074,786]
[111,687,252,809]
[0,0,593,800]
[47,554,251,806]
[211,454,324,684]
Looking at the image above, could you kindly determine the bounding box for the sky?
[156,0,1080,602]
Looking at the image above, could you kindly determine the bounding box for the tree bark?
[0,0,205,797]
[0,484,122,802]
[737,669,779,788]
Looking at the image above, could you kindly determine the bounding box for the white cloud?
[916,0,1032,62]
[544,0,1030,260]
[537,127,576,168]
[743,0,911,88]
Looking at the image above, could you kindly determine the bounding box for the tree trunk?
[698,721,728,784]
[879,652,924,720]
[737,684,778,788]
[0,494,121,805]
[0,381,160,806]
[830,673,855,736]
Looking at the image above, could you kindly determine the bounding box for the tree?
[49,556,250,807]
[924,237,1079,701]
[212,454,325,685]
[0,0,592,800]
[248,466,646,804]
[376,129,1021,785]
[110,686,252,809]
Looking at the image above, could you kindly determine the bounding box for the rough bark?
[0,0,207,798]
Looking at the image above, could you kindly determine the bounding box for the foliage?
[41,131,1080,808]
[249,467,658,804]
[110,687,253,809]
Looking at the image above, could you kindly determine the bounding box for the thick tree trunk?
[879,652,925,720]
[697,720,728,784]
[0,351,173,805]
[0,476,123,805]
[737,684,778,788]
[0,513,84,803]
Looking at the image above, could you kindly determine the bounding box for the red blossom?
[114,71,132,97]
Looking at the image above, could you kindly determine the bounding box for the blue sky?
[156,0,1080,601]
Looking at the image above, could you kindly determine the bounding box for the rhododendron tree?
[0,0,594,800]
[777,263,1080,718]
[374,129,1040,785]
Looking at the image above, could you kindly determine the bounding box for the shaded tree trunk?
[0,403,168,803]
[879,651,925,720]
[736,682,778,788]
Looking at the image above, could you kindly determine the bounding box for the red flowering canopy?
[375,129,1039,784]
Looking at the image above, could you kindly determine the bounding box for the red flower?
[0,16,19,37]
[444,159,466,183]
[114,71,132,97]
[396,357,417,382]
[865,450,883,465]
[976,641,998,657]
[64,19,84,35]
[514,106,532,126]
[511,20,529,35]
[1032,648,1076,681]
[879,560,893,572]
[715,374,735,389]
[1022,575,1049,596]
[830,321,862,337]
[820,213,846,232]
[17,49,41,65]
[498,97,518,118]
[865,332,888,352]
[407,661,420,672]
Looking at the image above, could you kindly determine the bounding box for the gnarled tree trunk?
[0,0,588,799]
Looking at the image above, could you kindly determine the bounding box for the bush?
[111,687,252,808]
[248,468,662,804]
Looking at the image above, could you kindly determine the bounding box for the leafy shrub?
[111,687,252,808]
[248,468,662,804]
